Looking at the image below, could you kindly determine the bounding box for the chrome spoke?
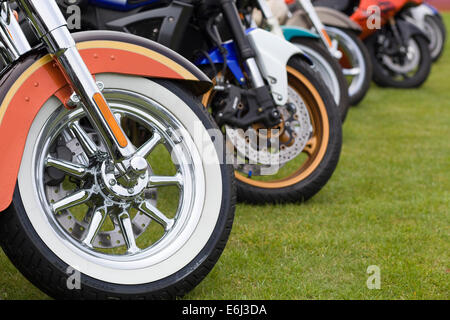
[46,156,89,179]
[136,131,162,159]
[61,129,73,143]
[82,206,95,223]
[52,189,92,213]
[82,207,107,247]
[69,120,99,157]
[343,67,361,77]
[117,211,140,254]
[148,173,183,188]
[114,112,123,123]
[137,201,174,231]
[36,88,201,264]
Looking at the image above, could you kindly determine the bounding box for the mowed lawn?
[1,15,449,301]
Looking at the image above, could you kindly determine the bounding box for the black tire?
[289,37,350,122]
[0,79,236,300]
[326,27,373,106]
[236,58,342,204]
[425,15,446,62]
[366,32,432,88]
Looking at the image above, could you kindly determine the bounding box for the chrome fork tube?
[16,0,135,161]
[256,0,284,38]
[298,0,328,44]
[220,0,267,89]
[0,1,31,65]
[245,58,266,88]
[298,0,342,59]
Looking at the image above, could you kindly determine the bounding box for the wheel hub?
[99,157,151,202]
[381,39,420,74]
[232,86,313,176]
[47,149,157,249]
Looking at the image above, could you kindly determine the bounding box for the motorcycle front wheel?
[203,58,342,204]
[366,31,432,88]
[0,74,235,299]
[325,26,373,106]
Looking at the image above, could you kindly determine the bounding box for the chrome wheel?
[34,89,204,263]
[326,26,366,99]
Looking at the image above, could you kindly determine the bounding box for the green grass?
[1,15,449,300]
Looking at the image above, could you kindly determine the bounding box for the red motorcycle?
[316,0,432,88]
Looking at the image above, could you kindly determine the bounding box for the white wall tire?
[0,74,235,298]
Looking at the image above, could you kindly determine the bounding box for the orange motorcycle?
[317,0,432,88]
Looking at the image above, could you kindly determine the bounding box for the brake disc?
[228,86,313,176]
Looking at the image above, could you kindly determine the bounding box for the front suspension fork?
[297,0,342,59]
[219,0,281,126]
[17,0,135,163]
[220,0,265,89]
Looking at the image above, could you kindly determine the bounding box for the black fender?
[92,1,194,52]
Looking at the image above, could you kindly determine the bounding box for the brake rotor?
[228,86,313,176]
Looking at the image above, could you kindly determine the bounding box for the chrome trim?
[16,0,68,39]
[246,57,266,88]
[34,88,203,261]
[16,0,135,161]
[257,0,284,38]
[0,1,31,65]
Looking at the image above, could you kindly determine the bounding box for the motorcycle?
[254,0,351,122]
[318,0,433,88]
[0,0,235,299]
[285,0,373,105]
[66,0,343,204]
[400,2,446,61]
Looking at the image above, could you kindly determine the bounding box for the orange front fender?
[0,31,212,212]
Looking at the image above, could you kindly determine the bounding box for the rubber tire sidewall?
[367,33,432,88]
